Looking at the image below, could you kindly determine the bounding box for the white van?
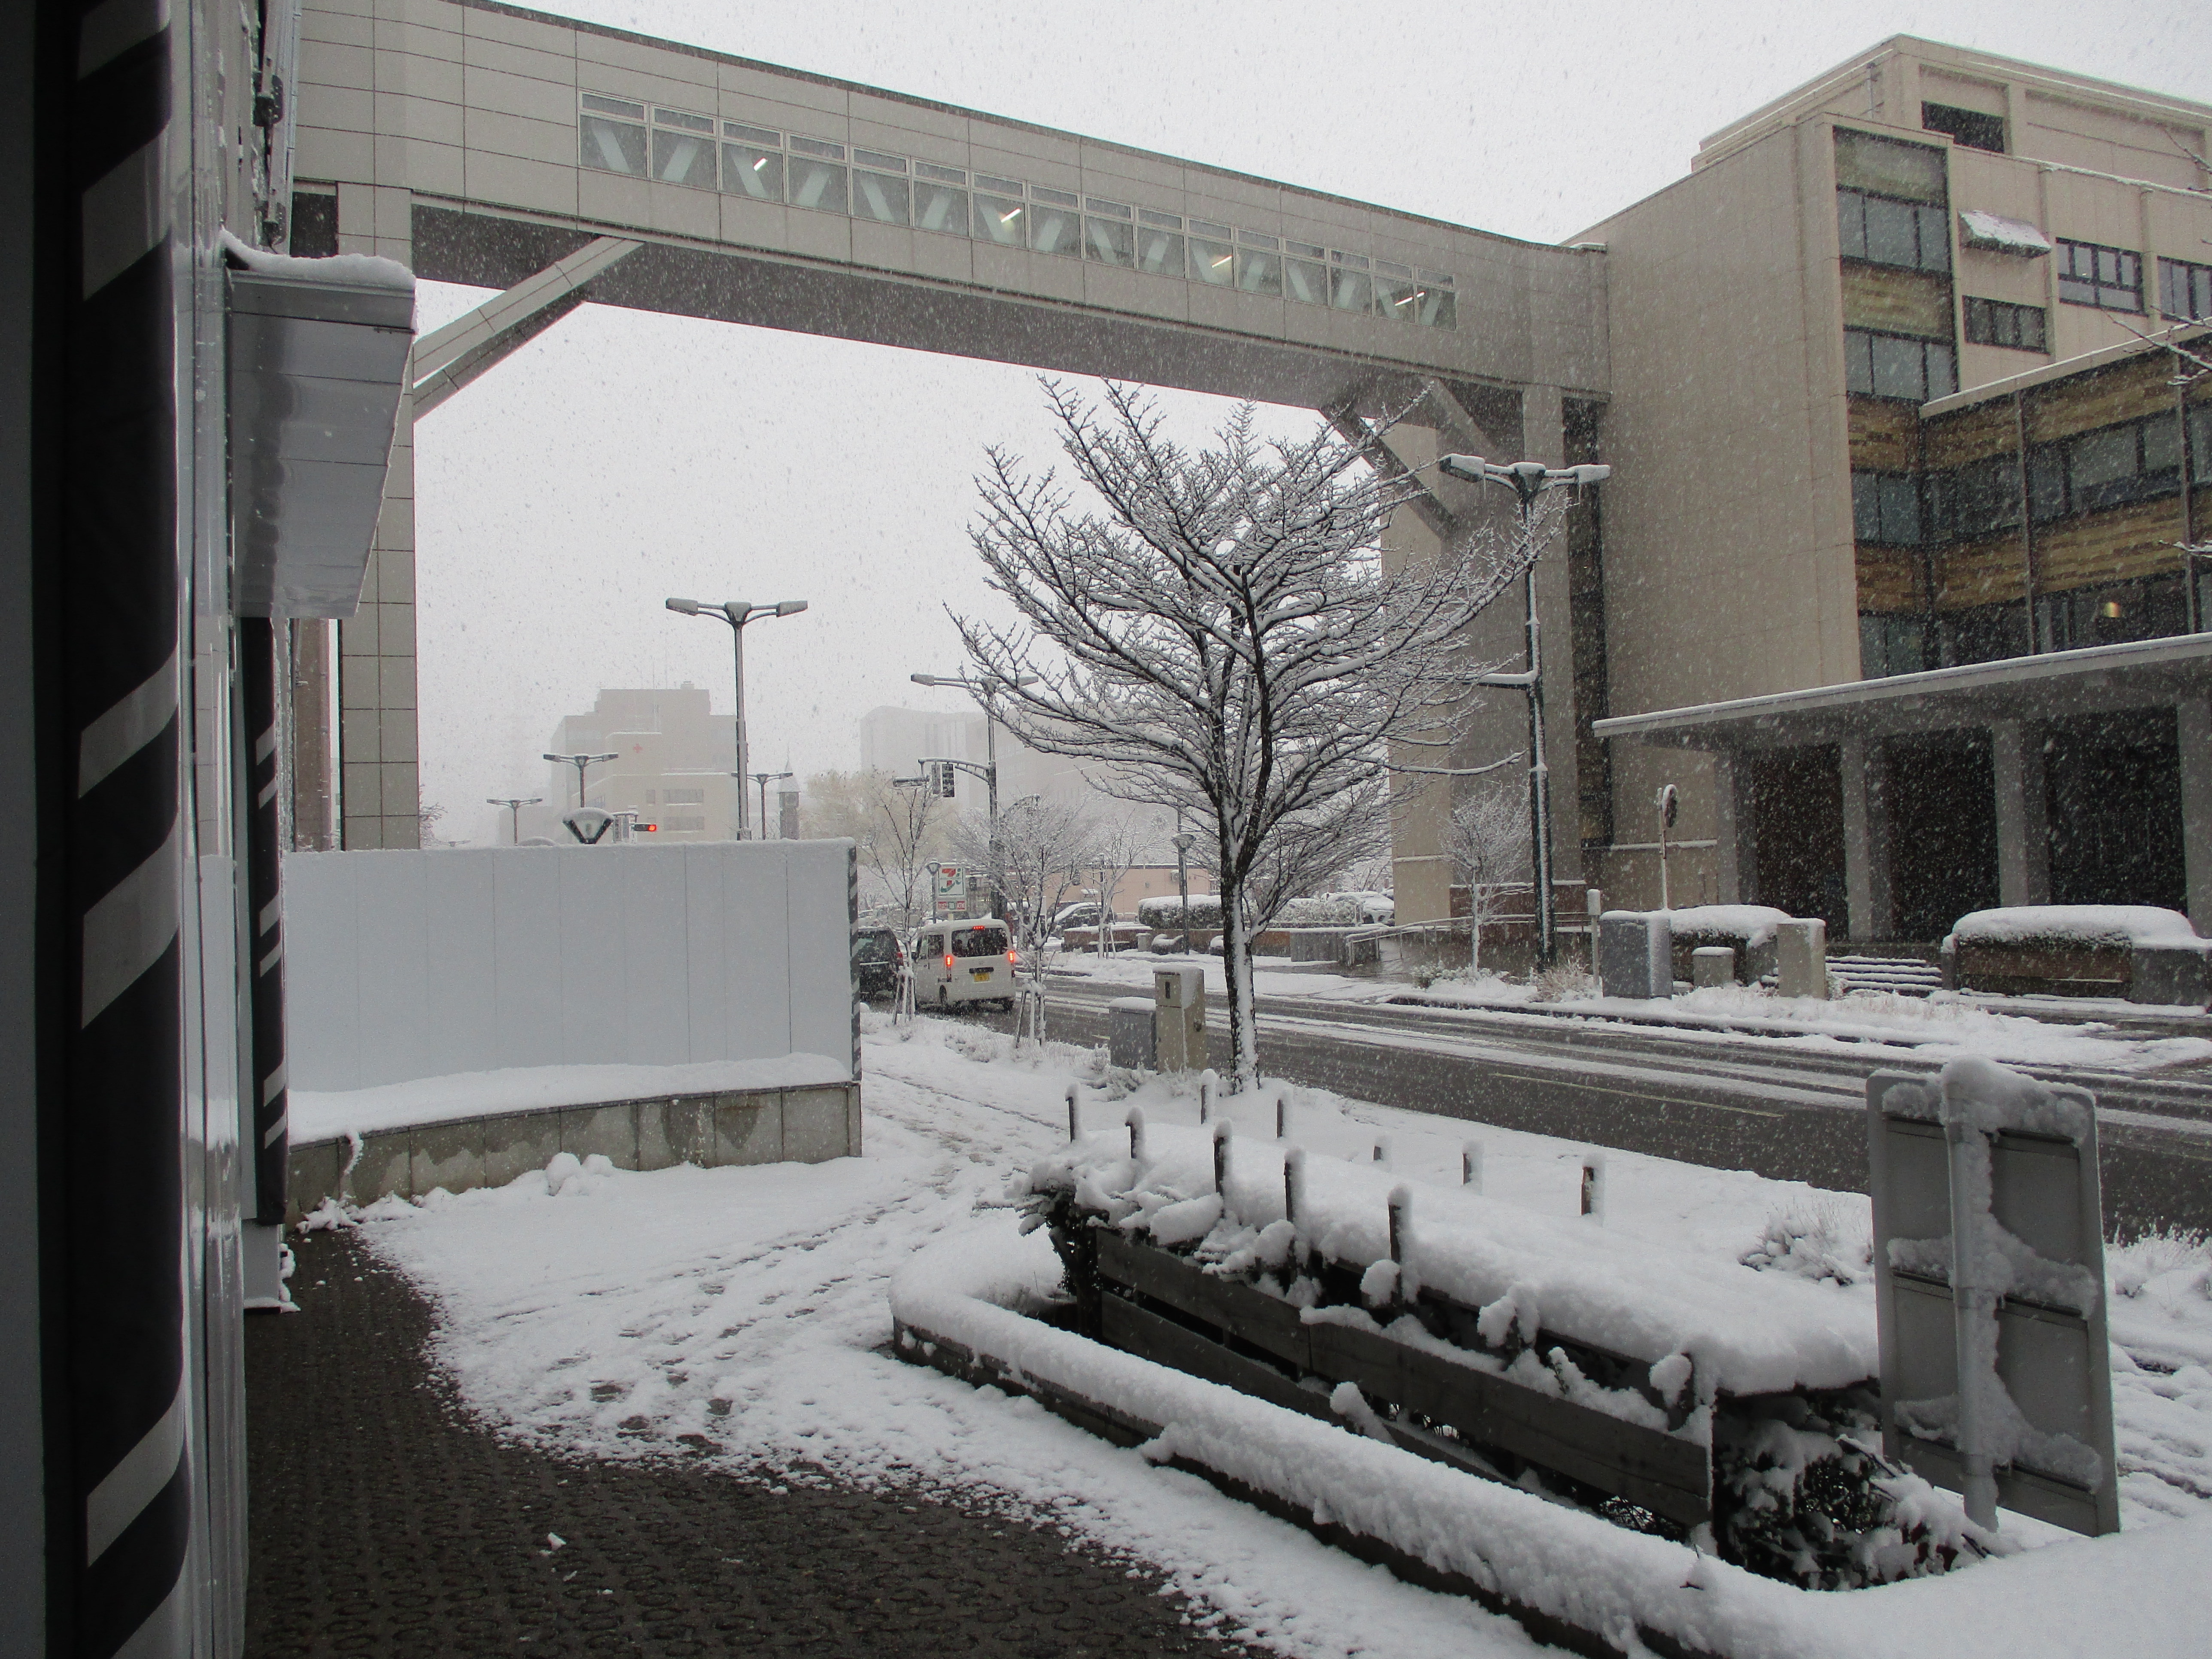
[911,918,1017,1009]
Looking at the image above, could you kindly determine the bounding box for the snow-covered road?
[338,1016,2212,1658]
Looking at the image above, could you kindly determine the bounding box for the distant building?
[518,684,741,844]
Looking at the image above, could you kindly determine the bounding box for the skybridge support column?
[337,185,421,848]
[1520,385,1583,907]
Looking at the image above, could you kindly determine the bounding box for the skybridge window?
[974,186,1025,246]
[787,137,848,214]
[914,165,969,235]
[1137,210,1184,275]
[721,140,784,202]
[1415,269,1456,328]
[1375,259,1418,322]
[1283,240,1327,304]
[1028,188,1080,257]
[1084,199,1135,266]
[1189,221,1233,286]
[852,161,911,226]
[579,94,648,176]
[1234,231,1282,297]
[1329,250,1373,313]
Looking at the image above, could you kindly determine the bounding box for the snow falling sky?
[416,0,2211,844]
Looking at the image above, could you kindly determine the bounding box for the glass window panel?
[1191,219,1231,240]
[1844,330,1875,395]
[1083,216,1135,266]
[1852,472,1881,541]
[1028,204,1079,256]
[1879,475,1921,544]
[976,174,1021,195]
[2142,414,2182,477]
[1869,333,1924,398]
[580,114,648,176]
[913,180,969,235]
[1331,268,1373,312]
[787,156,847,213]
[582,93,645,119]
[1085,198,1130,219]
[852,169,910,225]
[974,192,1024,245]
[1190,235,1234,286]
[853,149,905,171]
[1915,204,1950,271]
[1283,256,1327,305]
[1837,192,1866,259]
[1925,340,1955,397]
[2192,406,2212,483]
[1331,251,1370,270]
[1236,230,1279,249]
[1863,196,1918,267]
[1031,185,1077,208]
[2069,427,2136,492]
[651,128,716,188]
[915,162,964,184]
[1415,284,1456,328]
[724,122,779,146]
[721,143,783,201]
[790,136,845,159]
[2028,447,2068,519]
[1376,259,1413,279]
[1376,274,1419,321]
[655,107,713,133]
[1833,129,1947,203]
[1234,246,1282,295]
[1286,239,1325,259]
[1136,228,1184,275]
[1139,208,1182,228]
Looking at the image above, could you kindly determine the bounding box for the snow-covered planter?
[1001,1121,1984,1592]
[1944,906,2205,1000]
[1665,906,1796,986]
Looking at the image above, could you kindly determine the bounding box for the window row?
[1963,295,2046,352]
[577,94,1457,326]
[1861,570,2206,680]
[1836,188,1951,274]
[2165,258,2212,323]
[2057,239,2141,311]
[1844,328,1957,401]
[1853,404,2212,548]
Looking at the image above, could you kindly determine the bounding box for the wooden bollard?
[1388,1184,1412,1265]
[1212,1118,1233,1206]
[1066,1084,1082,1142]
[1275,1091,1288,1140]
[1462,1139,1484,1193]
[1372,1134,1393,1170]
[1127,1106,1146,1162]
[1580,1150,1608,1224]
[1197,1067,1217,1125]
[1284,1146,1307,1227]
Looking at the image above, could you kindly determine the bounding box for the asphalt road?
[933,977,2212,1237]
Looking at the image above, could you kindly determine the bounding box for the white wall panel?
[285,840,854,1089]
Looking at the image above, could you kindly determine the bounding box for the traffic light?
[933,761,957,798]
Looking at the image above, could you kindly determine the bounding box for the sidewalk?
[244,1230,1249,1658]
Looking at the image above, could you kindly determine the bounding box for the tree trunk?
[1222,881,1260,1093]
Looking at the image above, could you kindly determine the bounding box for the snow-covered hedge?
[1277,892,1395,927]
[1946,905,2203,952]
[1136,894,1223,930]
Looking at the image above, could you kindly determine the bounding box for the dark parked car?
[851,926,907,997]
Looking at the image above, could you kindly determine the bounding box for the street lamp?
[542,752,619,811]
[1171,826,1196,958]
[487,796,542,845]
[910,670,1037,923]
[750,769,793,839]
[666,596,809,838]
[1435,453,1611,969]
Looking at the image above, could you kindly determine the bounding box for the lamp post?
[1436,453,1611,969]
[910,670,1038,924]
[542,752,619,812]
[487,796,542,844]
[750,769,793,839]
[666,597,808,838]
[925,860,942,924]
[1172,827,1196,958]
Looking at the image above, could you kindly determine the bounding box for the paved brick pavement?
[245,1229,1249,1657]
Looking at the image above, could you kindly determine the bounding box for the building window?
[2160,257,2212,322]
[1922,102,2005,154]
[1837,188,1951,273]
[650,107,718,189]
[664,787,705,805]
[1923,452,2021,542]
[2056,239,2142,310]
[2021,412,2187,520]
[579,94,649,176]
[1963,296,2047,351]
[1834,128,1948,204]
[1844,328,1957,400]
[1852,471,1922,545]
[1860,613,1927,679]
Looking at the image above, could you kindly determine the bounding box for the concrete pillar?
[335,183,419,850]
[1714,750,1756,904]
[1990,720,2050,908]
[1840,736,1894,943]
[2180,695,2212,933]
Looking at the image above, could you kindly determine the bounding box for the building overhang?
[1592,634,2212,752]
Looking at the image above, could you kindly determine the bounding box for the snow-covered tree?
[803,768,946,929]
[1446,779,1530,971]
[948,795,1093,950]
[956,381,1532,1090]
[1084,808,1159,954]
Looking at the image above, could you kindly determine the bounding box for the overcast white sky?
[415,0,2211,844]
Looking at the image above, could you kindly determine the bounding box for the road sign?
[934,863,963,898]
[1866,1061,2117,1536]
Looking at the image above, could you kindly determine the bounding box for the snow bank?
[1019,1124,1876,1396]
[1947,906,2202,951]
[894,1216,2212,1659]
[292,1054,851,1144]
[1664,906,1795,948]
[220,226,415,291]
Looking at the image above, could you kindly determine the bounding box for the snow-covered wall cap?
[1958,210,2053,256]
[1946,905,2201,952]
[219,226,416,293]
[1937,1054,2094,1144]
[1659,905,1794,948]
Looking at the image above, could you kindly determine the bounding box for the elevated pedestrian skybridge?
[292,0,1610,848]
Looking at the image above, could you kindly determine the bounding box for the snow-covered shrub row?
[1135,894,1223,930]
[1946,905,2203,951]
[1006,1121,1984,1589]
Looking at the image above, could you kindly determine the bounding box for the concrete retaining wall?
[287,1081,861,1220]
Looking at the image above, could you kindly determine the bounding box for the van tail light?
[1006,949,1018,965]
[943,954,954,970]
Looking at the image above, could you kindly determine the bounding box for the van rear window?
[949,927,1008,958]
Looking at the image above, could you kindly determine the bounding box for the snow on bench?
[1945,906,2204,952]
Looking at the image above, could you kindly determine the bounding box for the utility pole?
[1437,454,1611,969]
[486,796,542,844]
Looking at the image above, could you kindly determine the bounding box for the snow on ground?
[336,1014,2212,1656]
[1048,947,1383,1003]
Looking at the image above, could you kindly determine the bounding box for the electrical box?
[1153,966,1206,1072]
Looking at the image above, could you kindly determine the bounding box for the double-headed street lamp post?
[487,795,543,844]
[1436,453,1611,969]
[751,769,793,839]
[542,752,619,812]
[666,597,809,838]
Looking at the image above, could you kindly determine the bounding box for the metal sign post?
[1866,1063,2118,1536]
